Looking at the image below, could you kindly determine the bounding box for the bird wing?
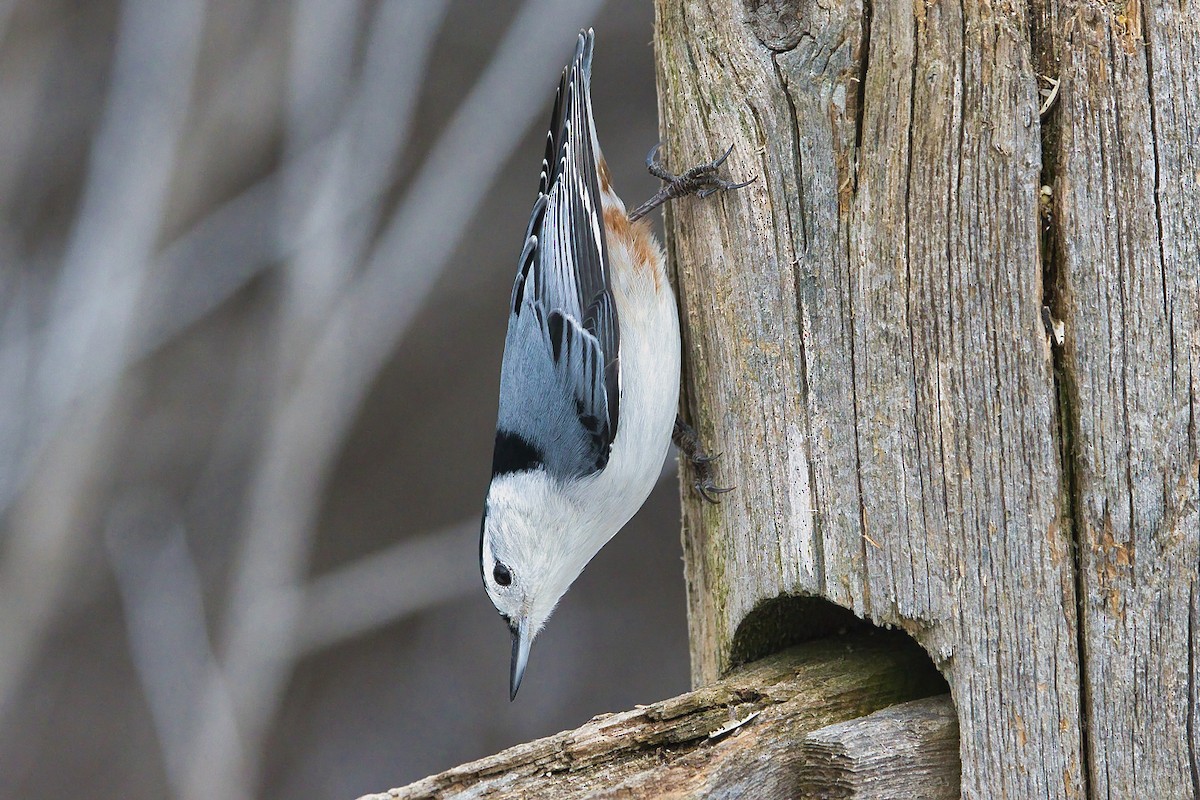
[493,30,619,481]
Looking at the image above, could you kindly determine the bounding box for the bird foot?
[672,416,734,504]
[628,144,755,222]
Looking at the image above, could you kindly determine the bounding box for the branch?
[103,491,238,798]
[359,634,951,800]
[297,520,477,655]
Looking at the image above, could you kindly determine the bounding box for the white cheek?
[483,578,515,613]
[483,577,502,608]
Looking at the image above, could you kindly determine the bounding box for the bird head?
[480,469,601,700]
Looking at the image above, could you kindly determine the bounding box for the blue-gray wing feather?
[494,31,619,481]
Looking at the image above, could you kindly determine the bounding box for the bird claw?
[690,451,732,504]
[645,142,664,172]
[646,143,756,199]
[694,479,735,505]
[629,143,754,222]
[672,417,733,504]
[676,424,729,501]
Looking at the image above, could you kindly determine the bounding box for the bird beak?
[510,616,532,701]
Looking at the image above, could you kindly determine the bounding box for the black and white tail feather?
[495,31,619,482]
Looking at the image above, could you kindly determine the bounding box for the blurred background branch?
[0,3,687,799]
[0,0,208,729]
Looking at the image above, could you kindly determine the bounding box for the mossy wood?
[656,1,1198,798]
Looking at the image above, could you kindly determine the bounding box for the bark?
[657,1,1198,798]
[357,633,949,800]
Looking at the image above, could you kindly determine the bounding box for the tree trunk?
[657,1,1198,799]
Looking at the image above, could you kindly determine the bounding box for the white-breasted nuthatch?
[481,30,750,700]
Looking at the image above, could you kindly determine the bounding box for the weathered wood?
[358,633,945,800]
[658,0,1198,797]
[1034,3,1200,796]
[797,694,961,799]
[657,1,1081,797]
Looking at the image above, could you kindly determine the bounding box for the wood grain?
[358,633,945,800]
[656,0,1196,796]
[797,694,960,799]
[1035,1,1200,796]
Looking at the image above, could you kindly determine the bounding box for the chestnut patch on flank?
[603,207,662,292]
[597,156,613,191]
[604,206,631,239]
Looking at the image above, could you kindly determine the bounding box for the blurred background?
[0,1,694,798]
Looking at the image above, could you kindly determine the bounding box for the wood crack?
[1034,9,1093,798]
[853,0,872,164]
[1137,0,1176,392]
[901,0,924,620]
[770,55,810,251]
[767,52,826,593]
[1102,29,1140,577]
[843,0,872,607]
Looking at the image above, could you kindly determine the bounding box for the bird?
[480,29,750,700]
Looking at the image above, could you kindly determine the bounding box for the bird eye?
[493,562,512,587]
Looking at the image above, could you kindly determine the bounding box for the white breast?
[564,200,680,553]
